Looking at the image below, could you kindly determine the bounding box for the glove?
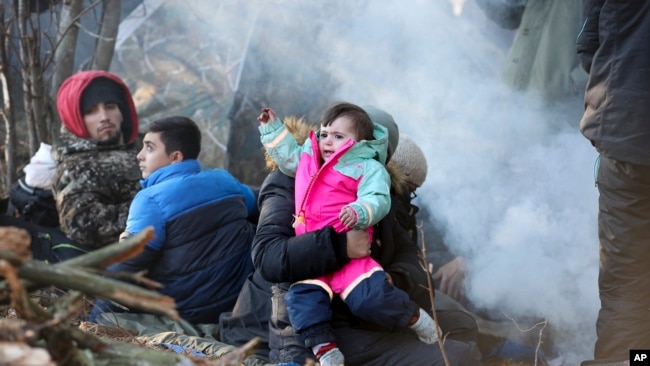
[409,308,440,344]
[318,347,345,366]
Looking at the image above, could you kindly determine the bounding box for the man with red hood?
[52,70,141,249]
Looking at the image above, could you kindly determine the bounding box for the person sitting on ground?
[52,70,141,249]
[258,102,440,366]
[388,134,429,243]
[254,105,481,366]
[127,110,479,365]
[89,116,257,325]
[5,142,95,263]
[6,143,59,228]
[398,135,563,364]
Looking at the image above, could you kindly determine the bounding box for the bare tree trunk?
[17,0,38,156]
[27,36,51,145]
[49,0,83,144]
[0,4,17,190]
[0,70,16,190]
[91,0,121,71]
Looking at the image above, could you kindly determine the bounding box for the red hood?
[56,70,139,143]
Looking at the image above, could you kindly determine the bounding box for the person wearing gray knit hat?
[362,105,399,162]
[391,135,428,189]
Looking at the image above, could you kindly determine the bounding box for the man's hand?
[346,229,371,259]
[431,256,466,301]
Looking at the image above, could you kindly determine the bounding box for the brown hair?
[319,102,374,141]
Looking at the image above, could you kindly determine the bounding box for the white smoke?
[127,0,601,362]
[290,1,601,363]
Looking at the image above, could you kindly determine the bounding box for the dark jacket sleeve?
[377,200,432,306]
[252,170,349,283]
[576,0,604,73]
[245,185,261,224]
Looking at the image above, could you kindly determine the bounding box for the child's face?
[137,132,176,179]
[318,115,358,160]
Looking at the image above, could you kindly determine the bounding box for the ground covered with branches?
[0,226,265,365]
[0,224,544,366]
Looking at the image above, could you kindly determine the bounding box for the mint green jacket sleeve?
[259,118,310,177]
[347,159,392,229]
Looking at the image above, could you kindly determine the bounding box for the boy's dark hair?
[320,102,374,141]
[148,116,201,159]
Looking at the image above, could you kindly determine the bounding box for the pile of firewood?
[0,226,257,365]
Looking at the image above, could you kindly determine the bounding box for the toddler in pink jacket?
[259,102,439,366]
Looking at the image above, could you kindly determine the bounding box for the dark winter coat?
[577,0,650,165]
[106,160,256,324]
[253,170,478,366]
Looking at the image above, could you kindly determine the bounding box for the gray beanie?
[362,105,399,162]
[391,135,428,187]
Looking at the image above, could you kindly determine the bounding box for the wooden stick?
[0,228,156,304]
[16,259,177,320]
[418,222,451,366]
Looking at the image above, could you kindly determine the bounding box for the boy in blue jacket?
[90,116,257,325]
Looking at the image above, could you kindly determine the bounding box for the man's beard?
[96,132,122,146]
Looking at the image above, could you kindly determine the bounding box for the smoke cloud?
[271,1,601,362]
[122,0,601,362]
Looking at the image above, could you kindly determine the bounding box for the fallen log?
[0,228,156,305]
[0,226,176,319]
[60,227,155,269]
[0,226,261,365]
[17,260,178,320]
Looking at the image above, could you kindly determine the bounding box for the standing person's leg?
[595,155,650,360]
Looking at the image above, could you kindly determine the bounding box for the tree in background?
[0,0,123,195]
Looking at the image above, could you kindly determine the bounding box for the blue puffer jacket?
[108,159,256,324]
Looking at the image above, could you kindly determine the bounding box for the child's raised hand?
[257,107,276,125]
[339,206,358,229]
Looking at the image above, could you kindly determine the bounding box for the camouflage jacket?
[51,130,141,248]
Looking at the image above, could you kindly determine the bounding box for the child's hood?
[264,116,409,195]
[326,122,390,165]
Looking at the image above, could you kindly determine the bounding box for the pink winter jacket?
[260,118,391,235]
